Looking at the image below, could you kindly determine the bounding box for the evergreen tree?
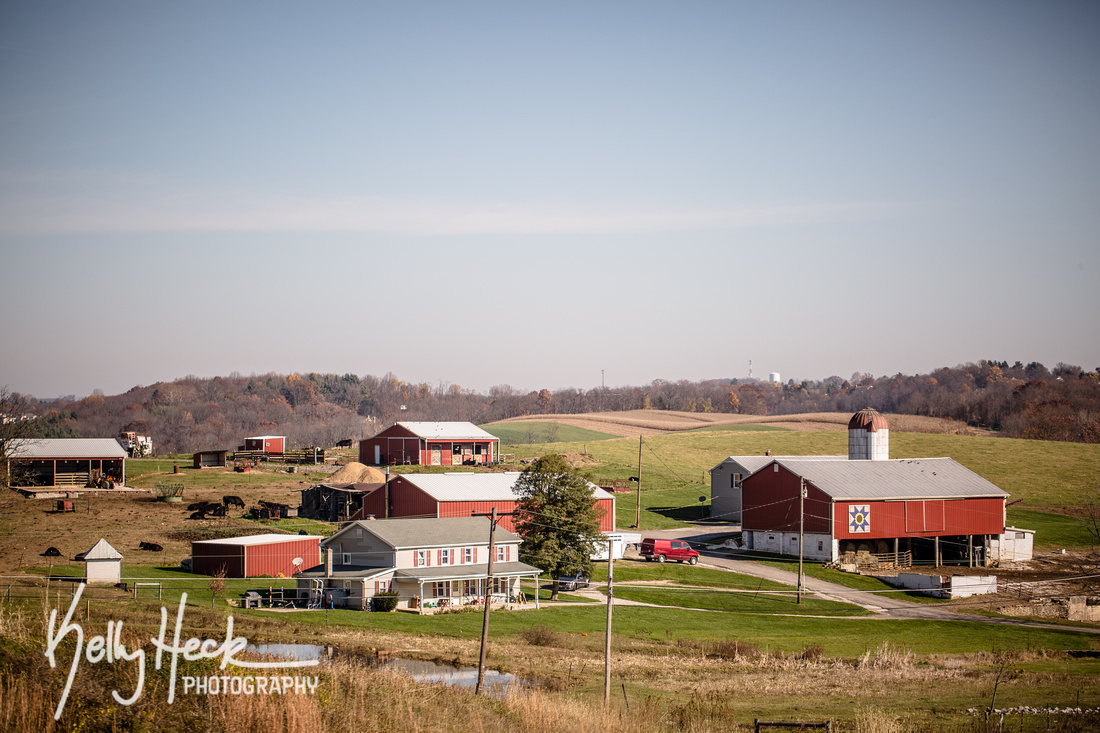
[512,454,605,600]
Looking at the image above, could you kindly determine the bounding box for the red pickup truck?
[639,538,699,565]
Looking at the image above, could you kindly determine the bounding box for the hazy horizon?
[2,2,1097,399]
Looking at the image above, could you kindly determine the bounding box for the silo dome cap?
[848,408,889,432]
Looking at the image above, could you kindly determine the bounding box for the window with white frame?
[416,550,426,567]
[342,553,351,564]
[440,548,450,565]
[464,547,473,564]
[432,581,451,598]
[496,545,506,562]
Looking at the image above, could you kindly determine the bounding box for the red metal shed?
[359,422,499,466]
[347,473,616,532]
[191,534,322,578]
[243,436,286,454]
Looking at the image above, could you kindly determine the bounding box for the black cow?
[336,439,354,448]
[42,547,62,557]
[222,495,245,510]
[139,542,163,552]
[188,511,207,520]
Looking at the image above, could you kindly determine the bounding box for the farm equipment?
[119,431,154,457]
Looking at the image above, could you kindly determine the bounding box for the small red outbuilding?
[191,533,322,578]
[359,422,499,466]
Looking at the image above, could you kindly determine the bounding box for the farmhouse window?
[818,541,823,551]
[464,547,473,564]
[731,472,741,488]
[773,464,779,472]
[497,545,508,562]
[440,549,450,565]
[342,553,351,564]
[416,550,427,567]
[432,581,450,598]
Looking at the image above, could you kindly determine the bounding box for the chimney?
[325,548,333,577]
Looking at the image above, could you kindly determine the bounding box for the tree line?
[6,360,1098,454]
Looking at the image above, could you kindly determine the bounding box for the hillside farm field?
[2,412,1099,731]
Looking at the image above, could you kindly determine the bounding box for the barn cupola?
[848,408,889,460]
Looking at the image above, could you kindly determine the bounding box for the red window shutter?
[473,547,477,563]
[437,549,442,566]
[426,551,431,567]
[506,546,511,561]
[451,549,456,565]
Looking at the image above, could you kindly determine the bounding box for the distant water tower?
[768,372,781,384]
[848,408,889,460]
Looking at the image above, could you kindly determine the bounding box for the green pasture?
[242,601,1098,659]
[481,421,619,445]
[743,556,946,603]
[25,565,298,604]
[125,464,316,490]
[1007,508,1094,549]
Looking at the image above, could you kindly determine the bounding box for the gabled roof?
[395,422,498,441]
[712,455,845,473]
[83,538,123,560]
[399,472,615,502]
[325,516,520,550]
[756,458,1009,501]
[12,438,129,459]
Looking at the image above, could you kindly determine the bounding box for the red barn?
[349,472,617,533]
[741,458,1008,566]
[359,422,499,466]
[191,533,322,578]
[242,435,286,454]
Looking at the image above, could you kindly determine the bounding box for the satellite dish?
[699,496,706,503]
[292,557,303,567]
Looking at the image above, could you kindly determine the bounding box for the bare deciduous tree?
[0,386,37,488]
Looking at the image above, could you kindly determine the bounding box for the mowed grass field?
[491,422,1100,544]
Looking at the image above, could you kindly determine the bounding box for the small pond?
[247,644,529,695]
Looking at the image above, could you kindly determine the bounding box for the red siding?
[439,500,519,531]
[743,462,1007,539]
[193,542,245,578]
[244,537,321,578]
[741,466,831,533]
[388,477,440,519]
[833,498,1004,540]
[192,537,320,578]
[358,427,499,466]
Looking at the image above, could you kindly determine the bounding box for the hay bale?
[328,462,387,484]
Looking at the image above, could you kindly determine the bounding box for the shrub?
[521,624,561,647]
[712,639,760,660]
[371,591,398,612]
[797,644,825,662]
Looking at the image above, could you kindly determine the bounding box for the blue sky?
[1,1,1097,398]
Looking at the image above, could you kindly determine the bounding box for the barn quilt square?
[848,504,871,533]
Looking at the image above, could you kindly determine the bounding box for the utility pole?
[604,536,614,707]
[472,507,515,695]
[635,436,643,529]
[798,477,806,604]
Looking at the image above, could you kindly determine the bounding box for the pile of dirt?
[327,462,387,484]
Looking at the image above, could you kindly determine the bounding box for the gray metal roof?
[297,564,392,579]
[12,438,128,459]
[194,533,323,547]
[83,538,123,560]
[397,422,498,440]
[397,561,542,582]
[401,472,615,502]
[763,458,1009,501]
[325,516,520,550]
[711,455,845,473]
